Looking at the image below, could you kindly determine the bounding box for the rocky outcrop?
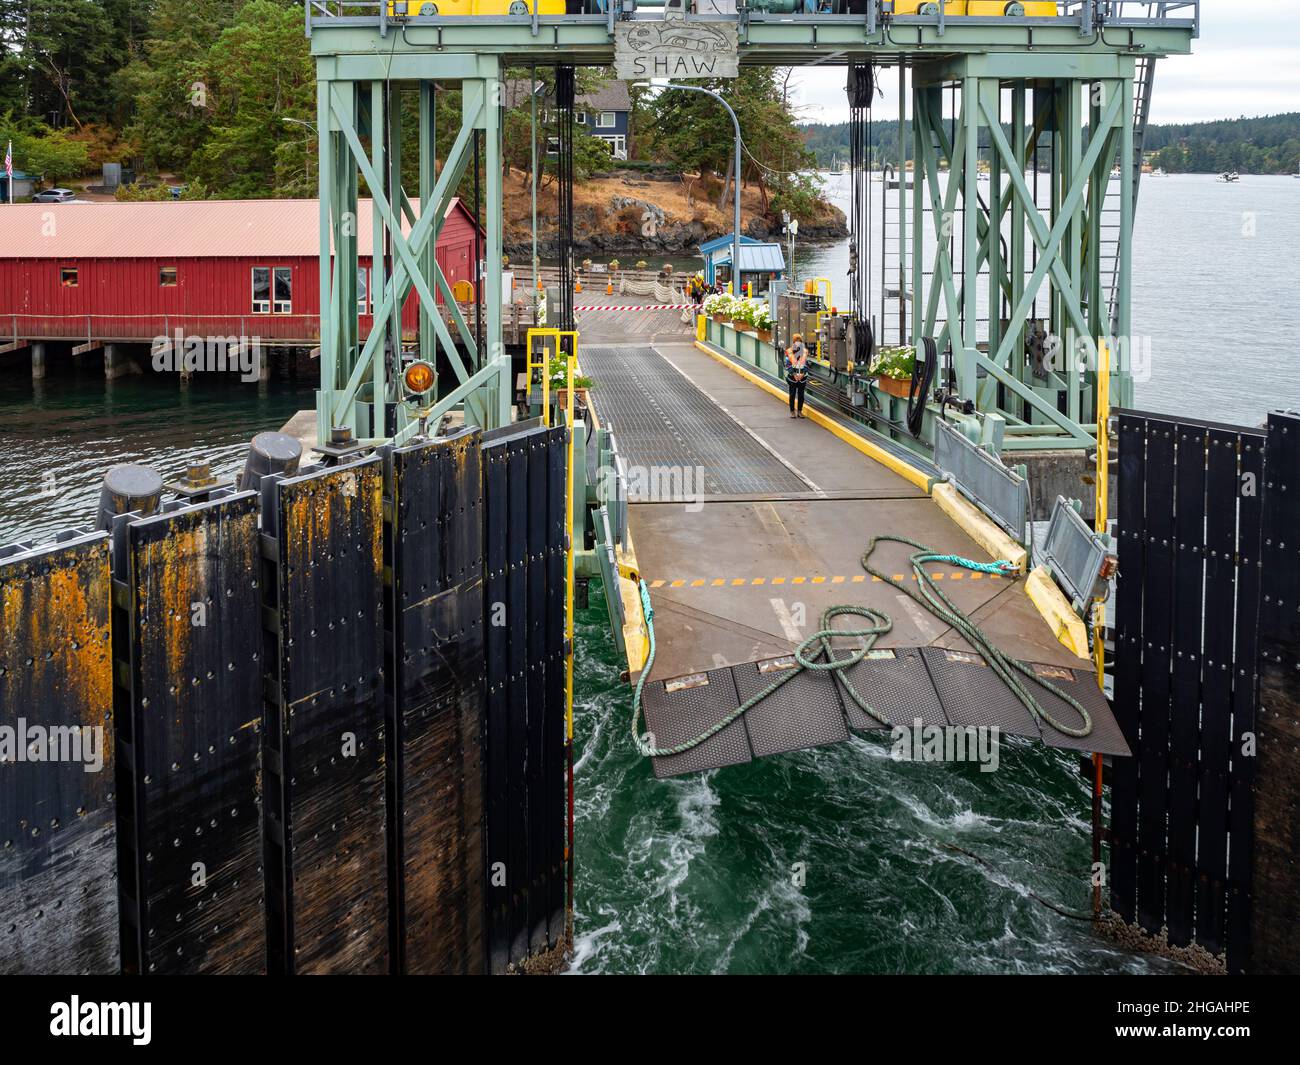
[503,166,847,259]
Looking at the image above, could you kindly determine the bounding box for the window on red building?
[273,267,292,314]
[160,267,178,286]
[60,267,78,287]
[251,267,271,313]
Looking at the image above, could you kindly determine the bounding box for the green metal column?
[959,75,979,402]
[1118,73,1135,408]
[371,80,387,440]
[420,80,438,372]
[1009,81,1027,421]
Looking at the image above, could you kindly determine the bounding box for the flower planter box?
[873,374,913,399]
[757,329,773,344]
[712,314,730,325]
[734,322,754,333]
[553,386,590,414]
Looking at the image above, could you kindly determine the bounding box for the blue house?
[508,78,634,161]
[576,81,632,161]
[698,233,786,293]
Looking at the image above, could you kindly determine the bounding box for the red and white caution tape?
[574,303,694,311]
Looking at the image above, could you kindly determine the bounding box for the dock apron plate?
[112,492,265,975]
[832,647,948,731]
[0,532,117,975]
[260,456,387,975]
[385,429,486,975]
[732,657,849,758]
[647,646,1130,777]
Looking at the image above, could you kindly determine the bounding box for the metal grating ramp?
[580,345,809,498]
[732,658,849,758]
[645,648,1129,776]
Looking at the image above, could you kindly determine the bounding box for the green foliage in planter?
[548,357,594,391]
[869,345,916,381]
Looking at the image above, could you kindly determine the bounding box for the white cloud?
[787,2,1300,127]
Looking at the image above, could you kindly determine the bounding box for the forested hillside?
[0,1,837,232]
[799,113,1300,175]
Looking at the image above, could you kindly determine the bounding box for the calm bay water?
[1,172,1295,974]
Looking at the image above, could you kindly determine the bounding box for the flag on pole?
[4,140,11,205]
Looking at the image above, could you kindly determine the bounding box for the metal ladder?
[1100,48,1157,337]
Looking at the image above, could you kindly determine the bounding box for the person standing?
[785,334,808,418]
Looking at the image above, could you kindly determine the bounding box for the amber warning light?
[403,361,435,396]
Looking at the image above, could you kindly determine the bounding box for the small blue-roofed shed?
[698,233,786,292]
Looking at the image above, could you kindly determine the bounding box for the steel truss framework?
[316,54,508,445]
[911,54,1135,450]
[306,2,1194,448]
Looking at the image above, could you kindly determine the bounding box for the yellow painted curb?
[931,482,1028,575]
[1025,566,1091,661]
[615,529,649,675]
[692,340,932,493]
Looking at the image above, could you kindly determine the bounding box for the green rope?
[630,536,1092,759]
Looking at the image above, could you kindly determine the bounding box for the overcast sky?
[787,1,1300,127]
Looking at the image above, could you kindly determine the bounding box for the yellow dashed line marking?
[648,568,999,589]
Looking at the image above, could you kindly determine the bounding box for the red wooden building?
[0,198,482,347]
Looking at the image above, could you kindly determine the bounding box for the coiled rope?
[631,535,1093,759]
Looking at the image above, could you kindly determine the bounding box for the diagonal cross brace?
[330,86,481,422]
[981,89,1123,373]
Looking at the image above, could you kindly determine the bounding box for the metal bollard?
[239,431,303,491]
[96,463,163,531]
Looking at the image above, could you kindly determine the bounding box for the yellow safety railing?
[562,329,578,941]
[1091,337,1111,916]
[525,326,578,428]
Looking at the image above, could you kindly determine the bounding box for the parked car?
[31,188,76,203]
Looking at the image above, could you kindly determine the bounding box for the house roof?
[710,243,787,274]
[0,198,479,259]
[579,81,632,113]
[503,78,632,113]
[698,233,762,256]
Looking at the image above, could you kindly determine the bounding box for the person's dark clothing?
[784,342,808,414]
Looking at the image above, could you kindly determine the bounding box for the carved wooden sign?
[614,15,740,80]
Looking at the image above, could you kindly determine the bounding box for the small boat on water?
[1219,171,1241,182]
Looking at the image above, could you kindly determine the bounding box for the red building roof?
[1,198,480,259]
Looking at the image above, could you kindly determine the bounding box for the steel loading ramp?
[582,342,1129,776]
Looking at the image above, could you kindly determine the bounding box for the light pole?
[638,81,741,297]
